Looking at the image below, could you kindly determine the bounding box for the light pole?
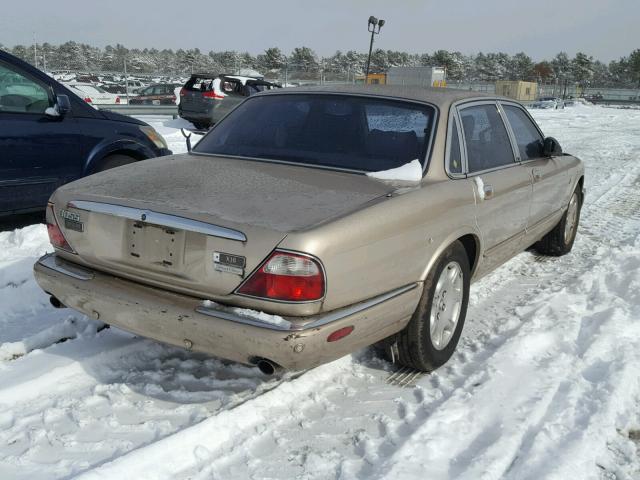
[365,16,385,84]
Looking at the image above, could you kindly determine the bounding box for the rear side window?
[503,105,544,161]
[459,104,514,173]
[0,61,51,114]
[448,116,462,174]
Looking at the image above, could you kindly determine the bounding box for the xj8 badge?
[213,252,245,276]
[59,209,84,232]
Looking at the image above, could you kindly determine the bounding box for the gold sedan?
[34,86,584,374]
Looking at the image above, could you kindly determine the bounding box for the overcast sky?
[1,0,637,62]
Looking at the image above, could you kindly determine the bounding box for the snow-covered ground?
[1,105,639,479]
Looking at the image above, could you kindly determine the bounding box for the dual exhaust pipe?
[49,295,65,309]
[255,358,281,376]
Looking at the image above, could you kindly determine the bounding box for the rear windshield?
[184,76,217,91]
[193,94,435,172]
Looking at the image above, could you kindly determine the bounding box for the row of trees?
[3,41,640,88]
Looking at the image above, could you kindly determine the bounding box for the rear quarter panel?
[280,178,479,312]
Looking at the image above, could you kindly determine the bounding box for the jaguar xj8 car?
[34,86,584,374]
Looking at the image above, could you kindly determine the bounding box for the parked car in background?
[35,86,584,375]
[179,73,280,129]
[530,96,565,109]
[65,82,121,105]
[0,49,172,216]
[129,83,182,105]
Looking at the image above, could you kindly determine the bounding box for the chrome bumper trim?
[37,253,418,334]
[196,283,418,332]
[68,200,247,242]
[38,253,94,281]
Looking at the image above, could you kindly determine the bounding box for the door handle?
[532,169,542,181]
[483,184,494,199]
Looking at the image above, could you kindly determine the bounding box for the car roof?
[258,84,506,109]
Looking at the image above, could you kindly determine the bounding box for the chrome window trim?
[233,248,328,304]
[189,152,367,175]
[454,99,519,177]
[444,107,467,179]
[197,283,418,331]
[68,200,247,242]
[496,102,522,163]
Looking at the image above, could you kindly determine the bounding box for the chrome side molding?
[38,253,94,281]
[196,283,418,331]
[68,200,247,242]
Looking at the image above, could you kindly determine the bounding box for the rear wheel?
[193,121,209,130]
[392,241,470,372]
[535,188,581,256]
[94,154,137,173]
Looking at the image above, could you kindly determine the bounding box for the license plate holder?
[128,221,185,269]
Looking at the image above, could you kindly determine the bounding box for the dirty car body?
[34,85,584,372]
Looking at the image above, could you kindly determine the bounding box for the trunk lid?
[52,154,392,298]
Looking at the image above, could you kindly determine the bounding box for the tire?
[535,187,582,256]
[94,154,137,173]
[193,122,209,130]
[393,241,471,372]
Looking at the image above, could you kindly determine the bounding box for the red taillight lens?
[237,251,325,302]
[202,90,225,100]
[46,204,74,252]
[84,97,92,103]
[179,87,186,97]
[115,96,121,104]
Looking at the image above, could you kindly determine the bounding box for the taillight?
[237,251,325,302]
[202,90,225,100]
[83,97,92,103]
[179,88,186,97]
[115,96,121,104]
[46,203,74,253]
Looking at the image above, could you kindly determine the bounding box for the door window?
[448,116,462,174]
[459,103,515,173]
[503,105,544,161]
[0,62,51,114]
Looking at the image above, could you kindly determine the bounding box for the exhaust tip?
[256,358,280,376]
[49,295,66,309]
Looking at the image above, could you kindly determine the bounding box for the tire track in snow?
[0,328,285,479]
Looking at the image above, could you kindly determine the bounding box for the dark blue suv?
[0,50,172,216]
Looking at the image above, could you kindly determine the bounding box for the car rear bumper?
[34,253,421,370]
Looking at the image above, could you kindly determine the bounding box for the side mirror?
[542,136,562,157]
[45,94,71,118]
[57,95,71,115]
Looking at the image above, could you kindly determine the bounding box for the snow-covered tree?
[290,46,319,72]
[551,52,573,81]
[572,52,594,89]
[629,49,640,87]
[257,47,286,71]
